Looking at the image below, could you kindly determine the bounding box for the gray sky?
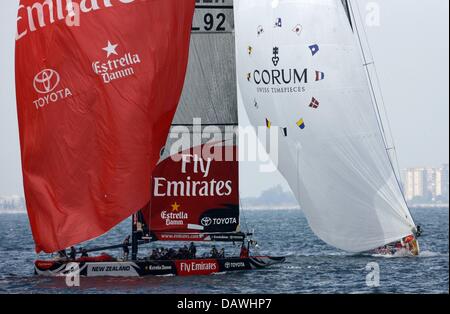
[0,0,448,197]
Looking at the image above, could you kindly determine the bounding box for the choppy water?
[0,209,448,294]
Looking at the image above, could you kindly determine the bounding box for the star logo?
[102,41,118,58]
[171,202,181,212]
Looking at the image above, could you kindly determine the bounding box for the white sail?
[234,0,416,252]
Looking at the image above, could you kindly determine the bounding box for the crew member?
[122,235,130,260]
[182,245,189,259]
[189,242,197,259]
[80,248,89,258]
[416,225,423,237]
[69,246,77,260]
[210,245,219,258]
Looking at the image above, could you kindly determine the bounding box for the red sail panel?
[144,143,239,237]
[15,0,195,253]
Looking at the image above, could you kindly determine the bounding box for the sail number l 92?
[192,3,234,33]
[199,13,226,32]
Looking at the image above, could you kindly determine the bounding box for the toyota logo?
[33,69,60,94]
[201,217,212,227]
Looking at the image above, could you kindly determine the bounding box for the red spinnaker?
[15,0,195,253]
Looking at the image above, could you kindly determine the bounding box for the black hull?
[35,256,286,277]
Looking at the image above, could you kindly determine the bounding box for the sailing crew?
[161,248,169,259]
[182,245,189,259]
[176,247,184,259]
[218,248,225,259]
[189,242,197,259]
[210,246,219,258]
[80,248,89,258]
[69,246,77,260]
[416,225,423,237]
[122,235,130,260]
[168,248,176,259]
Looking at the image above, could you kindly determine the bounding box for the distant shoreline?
[242,205,449,211]
[0,209,26,214]
[409,204,449,210]
[0,205,448,214]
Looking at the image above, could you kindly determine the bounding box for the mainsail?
[15,0,195,253]
[143,0,243,242]
[234,0,416,252]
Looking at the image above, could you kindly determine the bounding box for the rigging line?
[348,1,389,149]
[348,0,415,225]
[352,1,406,191]
[239,196,251,233]
[353,2,404,183]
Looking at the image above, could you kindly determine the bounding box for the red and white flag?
[15,0,195,253]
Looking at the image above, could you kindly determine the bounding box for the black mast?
[131,213,139,260]
[131,210,152,260]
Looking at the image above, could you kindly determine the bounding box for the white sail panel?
[234,0,416,252]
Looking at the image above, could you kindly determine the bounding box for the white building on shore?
[402,164,449,203]
[0,195,25,210]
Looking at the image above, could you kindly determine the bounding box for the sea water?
[0,208,447,294]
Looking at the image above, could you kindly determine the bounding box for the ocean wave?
[370,250,446,259]
[418,251,447,258]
